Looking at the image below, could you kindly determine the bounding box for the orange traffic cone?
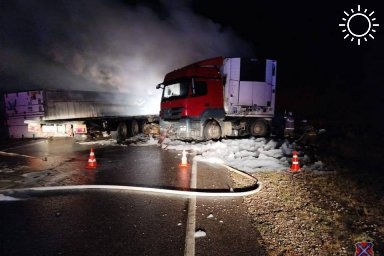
[289,150,301,172]
[86,148,97,169]
[179,150,189,167]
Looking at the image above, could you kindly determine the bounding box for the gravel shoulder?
[239,170,384,255]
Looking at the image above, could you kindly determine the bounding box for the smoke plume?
[0,0,253,114]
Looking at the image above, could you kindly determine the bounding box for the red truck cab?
[157,56,277,140]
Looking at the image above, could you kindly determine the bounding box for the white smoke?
[0,0,253,115]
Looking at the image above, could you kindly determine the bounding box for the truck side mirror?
[156,84,163,89]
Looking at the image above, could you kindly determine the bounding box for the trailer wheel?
[128,119,139,137]
[139,120,147,134]
[250,119,269,137]
[203,120,222,140]
[117,122,128,143]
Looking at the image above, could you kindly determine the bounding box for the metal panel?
[228,80,240,109]
[41,124,58,133]
[44,90,135,120]
[223,58,241,112]
[8,125,29,139]
[6,117,27,126]
[28,123,42,133]
[73,123,87,134]
[264,83,272,106]
[4,91,44,106]
[4,90,45,119]
[251,82,270,106]
[237,81,273,108]
[3,89,144,122]
[266,59,277,86]
[222,58,277,118]
[41,124,66,134]
[57,124,66,133]
[5,104,44,117]
[223,121,232,136]
[228,58,240,81]
[238,81,253,106]
[266,59,277,115]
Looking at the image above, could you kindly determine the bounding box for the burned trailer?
[3,89,158,140]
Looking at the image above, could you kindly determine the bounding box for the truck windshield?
[162,80,189,100]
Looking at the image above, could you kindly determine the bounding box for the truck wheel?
[117,122,128,143]
[139,120,147,134]
[203,120,222,140]
[250,119,269,137]
[128,119,139,137]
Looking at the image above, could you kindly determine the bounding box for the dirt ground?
[238,168,384,255]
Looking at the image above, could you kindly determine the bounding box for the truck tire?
[250,119,269,137]
[127,119,139,137]
[139,120,147,134]
[203,120,222,140]
[117,122,128,143]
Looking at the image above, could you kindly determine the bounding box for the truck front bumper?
[160,118,202,140]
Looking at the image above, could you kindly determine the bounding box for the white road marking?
[184,157,197,256]
[1,140,45,152]
[0,151,38,159]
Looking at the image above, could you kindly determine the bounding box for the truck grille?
[161,107,184,120]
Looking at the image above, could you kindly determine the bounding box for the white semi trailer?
[2,89,158,141]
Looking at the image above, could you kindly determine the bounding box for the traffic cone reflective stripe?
[290,150,300,172]
[86,148,97,169]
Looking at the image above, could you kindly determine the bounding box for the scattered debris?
[77,139,120,146]
[166,137,326,174]
[143,123,160,136]
[194,229,207,238]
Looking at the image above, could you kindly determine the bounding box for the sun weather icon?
[339,5,379,45]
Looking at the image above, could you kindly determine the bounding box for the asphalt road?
[0,138,265,255]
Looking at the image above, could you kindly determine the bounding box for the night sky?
[1,0,383,130]
[193,1,384,124]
